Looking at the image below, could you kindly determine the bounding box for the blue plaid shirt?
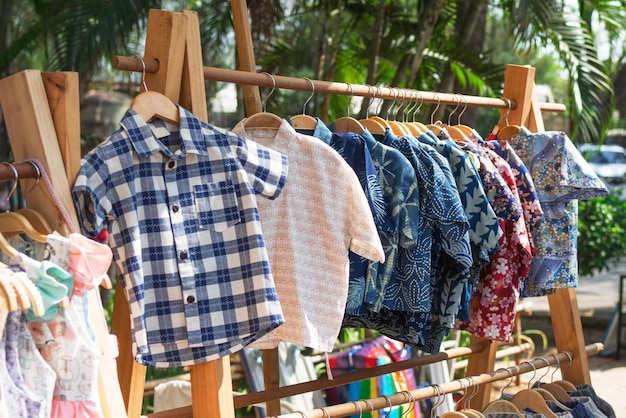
[72,107,288,367]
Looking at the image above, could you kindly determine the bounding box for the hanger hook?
[458,94,468,125]
[398,89,410,122]
[364,85,374,119]
[430,384,445,418]
[524,361,538,389]
[298,411,308,418]
[466,377,480,410]
[383,395,393,418]
[0,162,19,211]
[405,90,417,122]
[346,83,354,117]
[364,399,374,413]
[25,160,40,207]
[414,91,424,122]
[549,353,561,382]
[400,390,416,418]
[430,93,441,124]
[261,72,276,113]
[504,98,511,126]
[376,86,385,115]
[562,351,573,374]
[537,357,552,383]
[448,94,461,126]
[134,56,148,92]
[320,407,330,418]
[302,77,315,115]
[351,401,363,418]
[389,88,398,120]
[494,367,515,397]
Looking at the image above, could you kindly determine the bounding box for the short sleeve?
[346,167,385,263]
[230,132,288,200]
[72,149,112,238]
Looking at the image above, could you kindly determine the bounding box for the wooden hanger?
[333,84,365,134]
[482,400,524,417]
[0,212,49,243]
[290,77,318,130]
[507,362,557,418]
[0,231,18,258]
[131,91,180,125]
[17,209,53,235]
[534,357,574,404]
[243,72,284,130]
[458,378,486,418]
[510,387,557,417]
[550,353,577,391]
[130,56,180,125]
[359,118,386,135]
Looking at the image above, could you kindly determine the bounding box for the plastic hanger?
[510,362,557,417]
[290,78,318,130]
[130,56,180,125]
[243,72,283,130]
[333,83,365,134]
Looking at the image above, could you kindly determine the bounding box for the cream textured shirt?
[233,119,385,352]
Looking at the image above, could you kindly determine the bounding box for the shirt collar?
[120,106,209,159]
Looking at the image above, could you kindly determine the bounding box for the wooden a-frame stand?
[113,8,593,418]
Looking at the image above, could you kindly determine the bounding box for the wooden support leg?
[110,280,147,417]
[464,336,499,410]
[548,288,591,384]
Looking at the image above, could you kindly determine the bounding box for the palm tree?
[0,0,622,142]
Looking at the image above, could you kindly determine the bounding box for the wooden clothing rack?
[0,71,127,417]
[107,6,596,418]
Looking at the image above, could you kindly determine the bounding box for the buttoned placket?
[164,157,202,346]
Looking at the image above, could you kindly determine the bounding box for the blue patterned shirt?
[507,128,608,296]
[72,107,288,367]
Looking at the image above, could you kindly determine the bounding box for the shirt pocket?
[194,180,241,232]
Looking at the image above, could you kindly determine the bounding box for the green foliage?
[578,193,626,276]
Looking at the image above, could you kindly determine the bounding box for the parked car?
[578,143,626,186]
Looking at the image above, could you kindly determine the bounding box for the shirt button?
[186,295,195,303]
[172,204,179,213]
[180,250,188,260]
[168,161,175,169]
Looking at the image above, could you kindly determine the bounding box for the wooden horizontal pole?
[270,344,602,418]
[112,55,567,113]
[0,161,39,181]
